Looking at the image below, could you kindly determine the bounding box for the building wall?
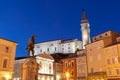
[62,57,77,80]
[104,44,120,79]
[36,55,54,80]
[86,40,106,74]
[54,62,63,80]
[86,30,119,80]
[0,39,17,80]
[34,39,82,55]
[35,40,61,55]
[76,53,87,80]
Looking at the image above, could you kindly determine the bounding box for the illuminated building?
[54,62,63,80]
[36,53,54,80]
[62,54,77,80]
[86,30,119,80]
[0,38,17,80]
[76,49,87,80]
[34,38,82,55]
[14,53,54,80]
[80,10,91,49]
[104,36,120,80]
[51,53,69,80]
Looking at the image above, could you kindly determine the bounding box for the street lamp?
[5,74,11,80]
[66,72,70,80]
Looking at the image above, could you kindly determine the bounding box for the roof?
[66,53,77,58]
[35,38,79,44]
[81,9,89,23]
[51,53,70,62]
[0,38,18,44]
[38,53,54,60]
[51,53,76,62]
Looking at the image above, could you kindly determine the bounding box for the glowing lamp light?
[66,72,70,80]
[56,74,60,79]
[66,72,69,77]
[5,74,11,79]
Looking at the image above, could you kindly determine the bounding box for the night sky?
[0,0,120,57]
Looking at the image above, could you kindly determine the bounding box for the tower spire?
[81,9,89,23]
[80,9,91,49]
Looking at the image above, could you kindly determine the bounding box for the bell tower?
[80,10,91,49]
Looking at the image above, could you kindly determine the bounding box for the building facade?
[54,62,63,80]
[34,38,82,55]
[76,50,87,80]
[104,38,120,80]
[14,53,54,80]
[36,53,54,80]
[86,30,119,80]
[62,54,77,80]
[0,38,17,80]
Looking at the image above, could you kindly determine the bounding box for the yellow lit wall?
[0,38,17,80]
[104,44,120,79]
[86,30,119,80]
[62,57,77,80]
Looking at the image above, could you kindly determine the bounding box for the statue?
[26,34,36,57]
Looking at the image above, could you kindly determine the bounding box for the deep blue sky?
[0,0,120,57]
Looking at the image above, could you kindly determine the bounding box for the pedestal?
[21,57,38,80]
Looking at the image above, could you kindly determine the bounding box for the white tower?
[80,10,91,49]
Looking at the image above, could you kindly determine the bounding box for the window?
[91,68,93,73]
[99,36,102,38]
[113,47,117,55]
[3,59,7,68]
[6,47,9,53]
[71,71,74,75]
[55,47,56,51]
[116,69,120,75]
[40,49,42,52]
[68,47,70,49]
[112,58,118,64]
[49,63,51,73]
[107,59,110,64]
[105,33,107,36]
[94,38,96,40]
[112,58,115,64]
[66,63,68,67]
[115,57,118,64]
[108,69,112,75]
[71,62,74,67]
[89,48,92,51]
[51,44,53,46]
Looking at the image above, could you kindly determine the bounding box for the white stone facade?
[34,38,82,55]
[13,53,54,80]
[80,10,91,49]
[36,53,54,80]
